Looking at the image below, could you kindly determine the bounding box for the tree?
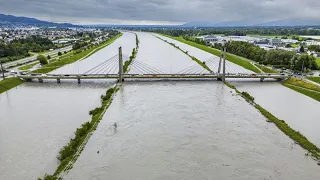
[58,51,62,56]
[47,55,51,59]
[37,55,48,65]
[300,46,305,53]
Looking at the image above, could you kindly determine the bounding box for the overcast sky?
[1,0,320,25]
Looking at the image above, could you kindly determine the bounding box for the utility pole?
[118,46,123,83]
[0,60,5,79]
[222,46,226,82]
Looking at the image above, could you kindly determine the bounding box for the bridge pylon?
[118,46,124,83]
[222,46,226,82]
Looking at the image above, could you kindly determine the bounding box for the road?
[2,45,73,69]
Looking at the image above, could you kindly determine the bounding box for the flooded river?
[234,81,320,147]
[65,81,320,180]
[0,32,135,179]
[1,32,319,180]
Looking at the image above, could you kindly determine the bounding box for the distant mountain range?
[183,18,320,27]
[0,13,75,27]
[1,13,320,28]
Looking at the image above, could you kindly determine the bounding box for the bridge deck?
[18,73,288,80]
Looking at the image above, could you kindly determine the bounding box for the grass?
[255,63,279,73]
[307,77,320,84]
[160,34,260,73]
[224,81,320,159]
[39,86,119,180]
[123,33,139,73]
[36,49,51,55]
[155,35,212,72]
[283,83,320,102]
[32,34,122,74]
[0,77,24,94]
[18,61,39,71]
[316,58,320,67]
[283,78,320,92]
[255,104,320,159]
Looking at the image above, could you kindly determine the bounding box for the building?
[269,38,282,46]
[197,35,218,43]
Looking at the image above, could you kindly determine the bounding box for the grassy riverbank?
[254,63,279,73]
[283,83,320,102]
[224,81,320,159]
[283,78,320,92]
[155,35,212,72]
[159,34,260,73]
[33,34,122,74]
[307,77,320,84]
[39,86,119,180]
[123,33,139,73]
[0,78,24,94]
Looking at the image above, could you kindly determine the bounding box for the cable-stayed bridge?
[17,47,288,83]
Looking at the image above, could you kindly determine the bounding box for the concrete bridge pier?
[38,78,43,83]
[77,77,81,84]
[260,77,264,82]
[57,78,61,83]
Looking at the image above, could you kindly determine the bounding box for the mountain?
[256,18,320,26]
[0,13,75,27]
[183,18,320,27]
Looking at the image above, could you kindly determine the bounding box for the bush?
[241,91,255,102]
[47,55,51,59]
[37,55,48,65]
[58,51,62,56]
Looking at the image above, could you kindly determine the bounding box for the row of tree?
[147,27,320,37]
[72,41,89,50]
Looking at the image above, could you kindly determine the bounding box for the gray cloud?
[0,0,320,24]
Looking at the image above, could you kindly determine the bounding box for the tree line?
[146,27,320,37]
[212,40,318,71]
[0,35,54,62]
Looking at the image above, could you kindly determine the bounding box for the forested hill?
[0,13,74,27]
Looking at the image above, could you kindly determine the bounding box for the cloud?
[0,0,319,25]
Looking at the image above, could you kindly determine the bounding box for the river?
[234,81,320,148]
[0,32,135,179]
[64,33,320,179]
[1,32,319,180]
[153,34,252,74]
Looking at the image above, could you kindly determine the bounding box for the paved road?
[2,45,73,69]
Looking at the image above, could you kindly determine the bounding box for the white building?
[269,38,282,46]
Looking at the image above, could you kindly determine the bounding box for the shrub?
[37,55,48,65]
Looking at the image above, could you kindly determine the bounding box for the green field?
[0,78,24,94]
[161,35,260,73]
[307,77,320,84]
[254,64,279,73]
[316,58,320,67]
